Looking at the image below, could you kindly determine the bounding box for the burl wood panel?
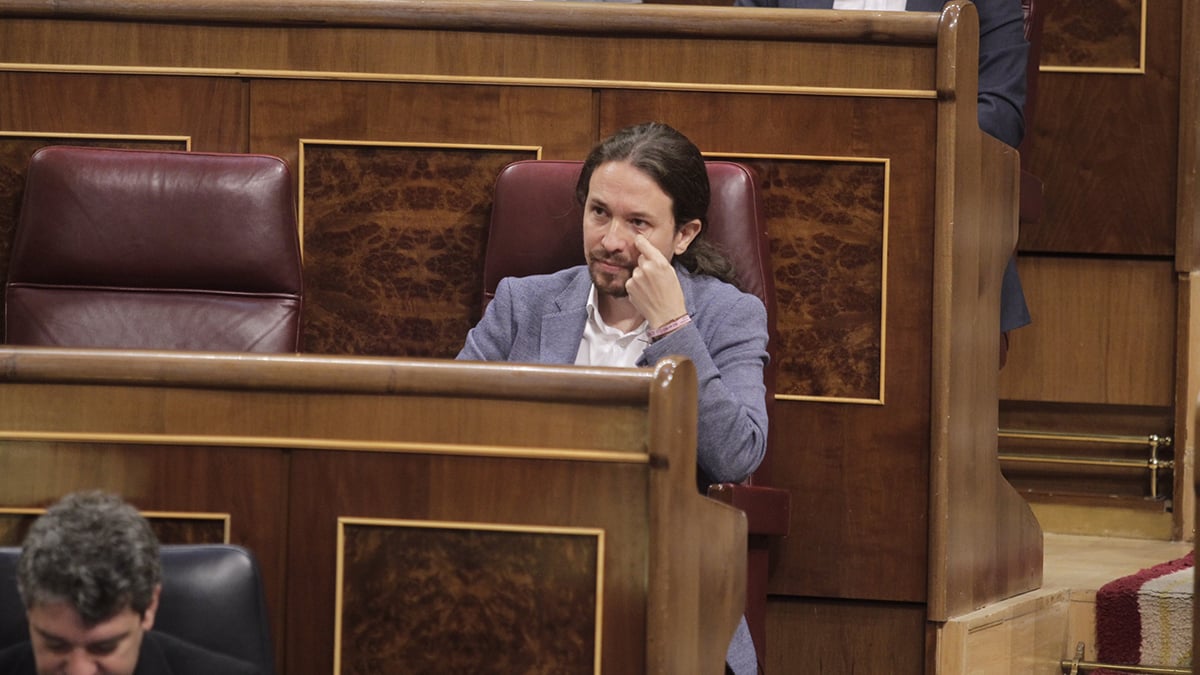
[1041,0,1142,70]
[300,143,533,356]
[765,597,926,675]
[339,522,597,674]
[148,517,228,546]
[740,158,885,400]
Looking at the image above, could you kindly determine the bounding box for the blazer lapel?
[538,269,591,364]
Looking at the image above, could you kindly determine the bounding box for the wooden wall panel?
[0,73,247,152]
[765,597,926,674]
[248,81,596,355]
[248,80,596,177]
[1020,0,1181,255]
[599,90,937,601]
[286,443,651,673]
[999,257,1176,406]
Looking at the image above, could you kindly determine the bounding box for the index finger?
[634,234,668,263]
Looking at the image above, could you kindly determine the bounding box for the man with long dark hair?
[459,122,768,673]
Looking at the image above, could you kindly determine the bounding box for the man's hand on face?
[626,234,688,329]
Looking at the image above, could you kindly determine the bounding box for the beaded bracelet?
[646,314,692,341]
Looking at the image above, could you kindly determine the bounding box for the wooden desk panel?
[0,348,743,675]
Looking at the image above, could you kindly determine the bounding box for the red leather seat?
[485,158,790,667]
[5,146,303,352]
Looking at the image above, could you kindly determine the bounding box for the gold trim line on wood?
[0,509,232,544]
[704,151,892,163]
[338,516,606,537]
[775,393,885,405]
[299,138,544,153]
[0,63,937,99]
[0,507,231,521]
[1039,66,1146,75]
[0,131,192,147]
[0,431,650,464]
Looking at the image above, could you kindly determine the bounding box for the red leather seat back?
[6,146,304,352]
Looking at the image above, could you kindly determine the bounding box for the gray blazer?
[458,264,769,484]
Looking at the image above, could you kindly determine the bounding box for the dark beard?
[587,252,632,298]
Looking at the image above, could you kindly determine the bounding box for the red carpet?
[1095,550,1193,673]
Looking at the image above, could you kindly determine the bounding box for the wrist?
[647,314,691,341]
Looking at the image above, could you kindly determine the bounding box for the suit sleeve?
[457,278,516,361]
[642,293,769,484]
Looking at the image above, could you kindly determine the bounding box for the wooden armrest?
[706,483,791,537]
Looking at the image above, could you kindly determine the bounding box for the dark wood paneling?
[1022,0,1181,255]
[248,80,596,177]
[247,80,597,355]
[765,597,926,674]
[0,73,247,152]
[0,511,225,547]
[599,90,936,602]
[999,257,1176,405]
[287,450,649,675]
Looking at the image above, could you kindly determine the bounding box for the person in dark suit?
[735,0,1033,353]
[0,491,260,675]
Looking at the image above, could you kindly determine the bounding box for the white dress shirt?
[832,0,906,9]
[574,284,649,367]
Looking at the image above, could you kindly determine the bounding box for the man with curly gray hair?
[0,491,259,675]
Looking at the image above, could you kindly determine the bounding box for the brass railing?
[997,430,1173,498]
[1062,642,1191,674]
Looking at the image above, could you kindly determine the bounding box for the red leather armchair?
[5,146,303,352]
[484,159,789,666]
